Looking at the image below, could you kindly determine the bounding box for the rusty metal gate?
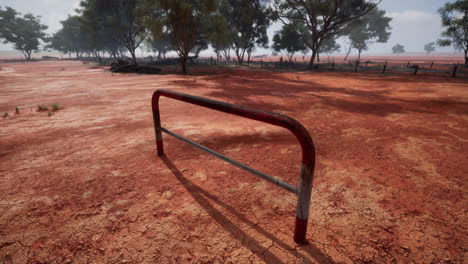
[152,89,316,244]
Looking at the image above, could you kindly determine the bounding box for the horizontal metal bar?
[159,126,298,194]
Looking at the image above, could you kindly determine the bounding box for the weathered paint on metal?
[151,89,316,244]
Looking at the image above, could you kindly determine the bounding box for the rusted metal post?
[294,163,314,244]
[152,89,316,244]
[152,93,164,156]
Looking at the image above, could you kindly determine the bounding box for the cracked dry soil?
[0,61,466,263]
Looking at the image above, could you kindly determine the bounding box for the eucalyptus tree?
[147,34,172,60]
[437,0,468,64]
[272,0,381,67]
[347,7,391,60]
[272,23,307,62]
[424,42,436,55]
[78,0,148,64]
[219,0,271,65]
[146,0,218,73]
[392,44,405,54]
[104,0,148,63]
[207,14,232,61]
[48,16,87,58]
[318,37,340,61]
[0,6,48,60]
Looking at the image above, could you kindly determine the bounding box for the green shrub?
[3,112,8,118]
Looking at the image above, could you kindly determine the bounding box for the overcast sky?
[0,0,458,55]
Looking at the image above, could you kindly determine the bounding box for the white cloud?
[388,10,440,23]
[382,10,447,52]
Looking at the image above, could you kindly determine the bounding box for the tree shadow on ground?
[161,156,334,264]
[193,72,463,117]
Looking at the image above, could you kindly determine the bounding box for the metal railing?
[152,89,316,244]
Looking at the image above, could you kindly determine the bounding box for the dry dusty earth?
[0,61,467,263]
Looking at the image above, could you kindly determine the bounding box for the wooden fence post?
[382,61,388,74]
[413,65,419,75]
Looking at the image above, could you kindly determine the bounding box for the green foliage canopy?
[437,0,468,64]
[347,8,391,59]
[392,44,405,54]
[424,42,436,55]
[272,0,381,67]
[147,0,218,73]
[272,23,308,62]
[219,0,271,65]
[0,6,48,60]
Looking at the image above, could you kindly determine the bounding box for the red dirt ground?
[0,61,467,263]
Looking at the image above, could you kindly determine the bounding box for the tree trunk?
[223,49,231,62]
[236,53,244,65]
[309,48,318,68]
[465,48,468,65]
[22,50,32,61]
[317,52,320,63]
[236,48,245,65]
[181,53,188,74]
[129,49,137,65]
[358,49,362,61]
[344,45,352,61]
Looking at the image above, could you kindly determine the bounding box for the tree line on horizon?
[0,0,467,73]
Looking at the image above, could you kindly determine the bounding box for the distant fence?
[29,54,466,78]
[192,56,468,78]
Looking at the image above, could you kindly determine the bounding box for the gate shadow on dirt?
[161,156,333,264]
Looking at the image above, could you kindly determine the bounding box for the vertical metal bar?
[294,163,314,244]
[152,94,164,156]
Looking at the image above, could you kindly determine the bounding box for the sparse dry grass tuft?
[37,105,49,112]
